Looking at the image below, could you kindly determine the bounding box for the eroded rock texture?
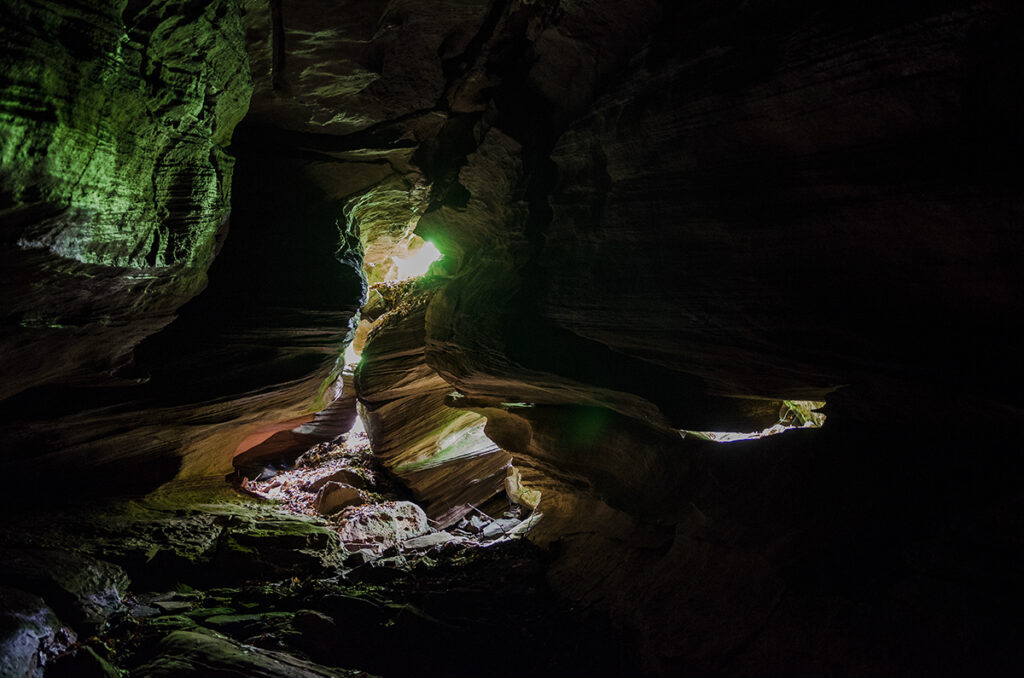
[2,0,1024,675]
[355,280,512,518]
[0,0,363,494]
[1,0,252,400]
[353,0,1024,673]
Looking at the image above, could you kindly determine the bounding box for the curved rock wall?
[0,1,364,497]
[365,0,1024,672]
[1,0,252,400]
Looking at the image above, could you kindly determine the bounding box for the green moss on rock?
[1,0,252,269]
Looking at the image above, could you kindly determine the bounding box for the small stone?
[255,467,278,481]
[374,555,408,569]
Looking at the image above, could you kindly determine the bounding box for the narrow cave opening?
[209,201,596,676]
[238,206,540,539]
[684,399,827,443]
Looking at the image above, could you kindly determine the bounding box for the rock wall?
[1,0,252,400]
[0,0,364,496]
[355,280,512,518]
[368,0,1024,673]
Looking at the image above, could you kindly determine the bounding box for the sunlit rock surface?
[355,280,512,517]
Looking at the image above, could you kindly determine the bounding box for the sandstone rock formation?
[2,0,1024,674]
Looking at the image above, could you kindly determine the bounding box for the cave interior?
[1,0,1024,676]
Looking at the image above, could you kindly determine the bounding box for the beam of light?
[393,240,442,279]
[344,341,360,366]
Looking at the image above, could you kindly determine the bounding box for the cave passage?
[3,0,1024,675]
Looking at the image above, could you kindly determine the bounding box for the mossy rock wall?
[0,0,253,399]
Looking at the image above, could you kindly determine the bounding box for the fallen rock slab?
[400,532,465,551]
[134,630,375,677]
[152,600,193,614]
[481,518,521,540]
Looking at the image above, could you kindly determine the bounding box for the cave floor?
[97,536,619,677]
[1,438,625,677]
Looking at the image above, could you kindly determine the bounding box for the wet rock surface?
[135,630,372,678]
[0,0,364,500]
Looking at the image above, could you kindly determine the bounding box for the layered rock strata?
[1,0,252,400]
[355,280,513,518]
[1,0,1023,674]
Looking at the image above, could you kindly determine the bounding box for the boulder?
[313,483,364,515]
[292,610,339,663]
[0,549,128,633]
[211,510,345,579]
[0,586,75,678]
[342,549,378,567]
[335,502,429,550]
[306,469,366,493]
